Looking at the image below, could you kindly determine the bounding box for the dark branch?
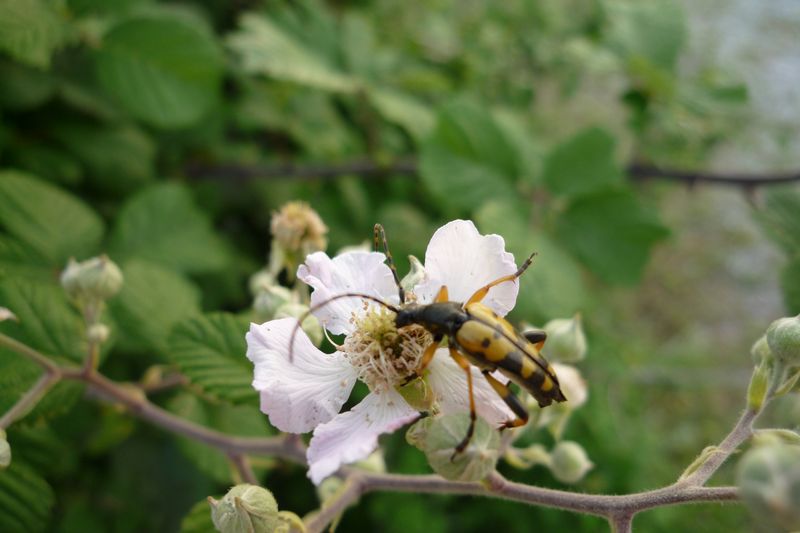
[185,158,800,187]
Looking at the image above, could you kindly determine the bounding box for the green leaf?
[0,236,53,282]
[605,0,686,71]
[475,201,587,321]
[0,59,56,111]
[108,260,201,354]
[0,171,104,264]
[228,13,358,94]
[542,128,622,197]
[166,313,256,405]
[781,257,800,314]
[110,183,230,274]
[370,88,435,141]
[166,392,272,483]
[556,189,670,284]
[756,187,800,255]
[0,461,54,532]
[53,122,155,192]
[0,0,66,68]
[180,498,216,533]
[420,101,522,213]
[95,13,223,128]
[0,280,85,421]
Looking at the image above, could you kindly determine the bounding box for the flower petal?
[426,350,515,427]
[246,318,357,433]
[415,220,519,315]
[298,251,400,335]
[307,388,418,484]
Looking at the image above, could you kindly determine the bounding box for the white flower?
[246,220,523,484]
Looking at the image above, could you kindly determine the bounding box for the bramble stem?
[0,332,61,374]
[229,453,259,485]
[0,372,61,430]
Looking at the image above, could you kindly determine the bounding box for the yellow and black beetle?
[291,224,567,455]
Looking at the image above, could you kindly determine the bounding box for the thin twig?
[185,158,800,188]
[0,372,61,429]
[0,332,61,374]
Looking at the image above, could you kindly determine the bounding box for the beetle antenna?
[289,292,400,363]
[374,223,406,304]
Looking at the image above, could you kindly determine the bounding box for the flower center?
[342,306,432,391]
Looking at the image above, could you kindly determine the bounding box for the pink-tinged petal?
[307,388,418,484]
[415,220,519,316]
[246,318,357,434]
[298,251,400,335]
[426,351,515,427]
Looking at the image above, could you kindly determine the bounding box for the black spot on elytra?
[481,338,491,348]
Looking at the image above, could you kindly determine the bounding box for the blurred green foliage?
[0,0,795,531]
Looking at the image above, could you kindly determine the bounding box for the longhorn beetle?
[290,224,567,456]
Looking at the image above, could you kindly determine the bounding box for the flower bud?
[271,201,328,259]
[747,361,770,411]
[316,476,344,506]
[87,323,110,344]
[209,484,279,533]
[767,316,800,367]
[253,285,294,321]
[751,335,773,366]
[737,442,800,531]
[542,314,587,363]
[529,364,587,439]
[405,417,433,451]
[248,268,275,297]
[60,255,124,303]
[549,440,593,484]
[274,303,323,347]
[354,450,386,474]
[276,511,306,533]
[423,414,499,482]
[0,430,10,469]
[0,307,17,322]
[400,256,426,296]
[397,376,435,412]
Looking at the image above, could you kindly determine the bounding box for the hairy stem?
[0,332,61,374]
[0,372,61,429]
[229,453,259,485]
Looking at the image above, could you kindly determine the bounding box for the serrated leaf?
[108,260,200,354]
[756,187,800,255]
[475,201,586,320]
[0,171,104,264]
[228,13,358,94]
[166,392,272,483]
[542,128,622,197]
[180,498,216,533]
[0,280,85,421]
[420,101,521,213]
[556,189,670,284]
[109,183,230,274]
[781,257,800,314]
[0,236,53,282]
[167,313,256,404]
[95,13,222,128]
[606,0,686,71]
[0,461,55,532]
[0,0,66,69]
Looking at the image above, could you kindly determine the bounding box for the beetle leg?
[482,371,529,429]
[374,223,405,304]
[465,252,536,306]
[434,284,449,302]
[414,334,442,376]
[450,347,477,459]
[522,329,547,351]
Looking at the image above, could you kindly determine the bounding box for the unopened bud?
[423,414,499,482]
[543,314,587,363]
[271,201,328,258]
[748,361,770,411]
[767,316,800,367]
[751,335,773,366]
[87,323,110,344]
[209,484,279,533]
[316,476,343,506]
[737,442,800,531]
[61,255,124,302]
[549,440,593,484]
[276,511,306,533]
[274,303,323,346]
[400,256,426,296]
[253,285,294,321]
[406,417,433,451]
[0,307,17,322]
[0,429,10,468]
[248,269,275,296]
[529,364,587,439]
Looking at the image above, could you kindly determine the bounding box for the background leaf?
[0,0,65,68]
[605,0,687,71]
[0,461,55,533]
[179,499,216,533]
[95,13,223,128]
[556,189,670,284]
[542,128,622,197]
[166,313,256,405]
[0,171,104,264]
[109,184,230,274]
[780,257,800,314]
